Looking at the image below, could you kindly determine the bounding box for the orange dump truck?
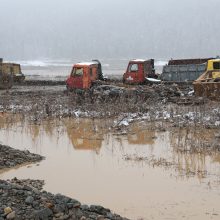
[66,60,103,91]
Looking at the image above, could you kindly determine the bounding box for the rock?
[106,212,114,219]
[54,213,63,218]
[67,203,73,209]
[25,196,34,205]
[81,205,89,211]
[34,208,53,220]
[4,207,12,215]
[63,214,69,219]
[73,202,81,208]
[90,205,110,215]
[45,202,54,209]
[97,215,105,220]
[6,211,16,219]
[0,144,44,170]
[0,179,128,220]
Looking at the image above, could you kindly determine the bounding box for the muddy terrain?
[1,81,220,220]
[0,144,128,220]
[0,81,220,129]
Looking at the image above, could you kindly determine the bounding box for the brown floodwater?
[0,114,220,220]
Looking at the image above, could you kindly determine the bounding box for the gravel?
[0,144,44,170]
[0,178,129,220]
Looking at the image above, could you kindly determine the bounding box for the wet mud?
[0,82,220,219]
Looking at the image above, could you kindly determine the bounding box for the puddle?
[0,114,220,219]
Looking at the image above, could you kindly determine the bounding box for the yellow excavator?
[193,58,220,99]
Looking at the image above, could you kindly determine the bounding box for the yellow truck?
[0,60,13,89]
[0,58,25,89]
[193,59,220,98]
[10,63,25,83]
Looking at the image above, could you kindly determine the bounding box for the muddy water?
[0,115,220,219]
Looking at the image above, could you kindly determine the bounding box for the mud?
[0,81,220,132]
[0,128,128,220]
[1,82,220,220]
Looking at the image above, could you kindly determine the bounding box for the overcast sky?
[0,0,220,60]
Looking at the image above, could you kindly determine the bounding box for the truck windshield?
[71,67,83,76]
[213,62,220,70]
[129,64,138,72]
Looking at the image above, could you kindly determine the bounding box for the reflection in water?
[0,114,220,219]
[1,114,220,177]
[127,124,156,145]
[64,118,104,153]
[170,127,220,179]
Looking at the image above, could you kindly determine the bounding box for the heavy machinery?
[193,58,220,98]
[123,59,158,84]
[161,58,213,82]
[0,58,13,89]
[11,63,25,82]
[66,60,103,90]
[0,58,25,89]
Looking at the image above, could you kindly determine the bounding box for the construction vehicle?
[123,59,158,84]
[161,58,213,82]
[0,58,13,89]
[193,58,220,98]
[11,63,25,82]
[66,60,103,91]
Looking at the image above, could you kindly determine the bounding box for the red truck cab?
[66,60,103,90]
[123,59,156,84]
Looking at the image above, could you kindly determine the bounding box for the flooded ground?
[0,115,220,219]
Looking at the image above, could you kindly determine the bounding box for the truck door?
[127,63,139,83]
[72,67,84,89]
